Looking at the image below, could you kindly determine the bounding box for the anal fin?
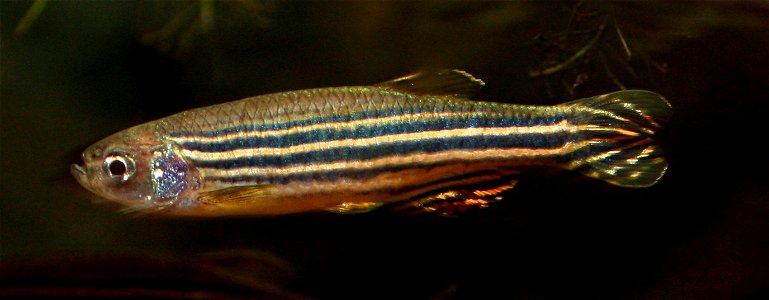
[394,179,518,217]
[326,202,383,214]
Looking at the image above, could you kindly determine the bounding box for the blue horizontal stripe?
[192,133,570,169]
[177,115,566,152]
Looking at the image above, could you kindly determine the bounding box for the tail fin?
[562,90,672,187]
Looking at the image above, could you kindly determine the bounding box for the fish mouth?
[71,163,101,196]
[70,163,88,185]
[71,163,87,176]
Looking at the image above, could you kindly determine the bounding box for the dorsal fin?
[375,69,485,99]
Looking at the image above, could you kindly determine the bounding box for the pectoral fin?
[197,185,275,205]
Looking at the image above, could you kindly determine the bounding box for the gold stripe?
[170,111,485,143]
[198,141,589,178]
[580,125,640,136]
[181,121,574,161]
[210,164,510,197]
[290,171,506,199]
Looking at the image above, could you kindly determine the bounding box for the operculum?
[148,142,199,206]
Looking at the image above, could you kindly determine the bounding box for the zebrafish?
[71,70,671,216]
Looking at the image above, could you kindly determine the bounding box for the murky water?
[2,1,767,299]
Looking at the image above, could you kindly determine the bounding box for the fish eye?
[104,154,135,181]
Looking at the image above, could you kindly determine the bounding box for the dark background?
[1,1,767,299]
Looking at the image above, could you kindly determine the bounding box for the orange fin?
[326,202,383,214]
[197,185,274,205]
[375,69,485,99]
[393,179,518,217]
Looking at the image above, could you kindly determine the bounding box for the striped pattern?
[156,87,575,195]
[71,69,669,216]
[146,86,669,214]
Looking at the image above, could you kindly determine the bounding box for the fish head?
[71,123,199,211]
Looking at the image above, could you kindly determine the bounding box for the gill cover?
[149,143,199,206]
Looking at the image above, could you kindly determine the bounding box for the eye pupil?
[109,160,127,176]
[104,153,135,181]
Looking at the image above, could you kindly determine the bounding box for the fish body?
[71,70,671,216]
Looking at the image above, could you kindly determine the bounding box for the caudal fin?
[563,90,672,187]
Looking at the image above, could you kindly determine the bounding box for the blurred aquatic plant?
[136,0,274,60]
[528,0,668,97]
[12,0,48,37]
[10,0,273,59]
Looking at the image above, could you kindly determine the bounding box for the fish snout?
[71,163,86,175]
[71,163,89,185]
